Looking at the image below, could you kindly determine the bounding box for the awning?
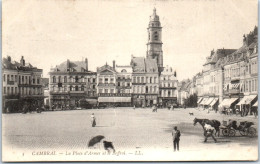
[204,98,214,106]
[98,97,131,103]
[200,98,208,105]
[197,98,203,104]
[253,101,258,107]
[236,95,257,106]
[218,99,229,108]
[244,95,257,105]
[209,98,219,107]
[86,99,98,105]
[222,98,238,108]
[236,96,248,106]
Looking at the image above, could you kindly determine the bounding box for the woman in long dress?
[91,113,96,127]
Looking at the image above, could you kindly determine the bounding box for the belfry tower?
[146,8,164,73]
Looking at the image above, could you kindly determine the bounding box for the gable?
[100,69,114,75]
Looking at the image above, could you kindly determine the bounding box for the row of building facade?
[179,26,258,115]
[2,8,179,112]
[2,56,44,113]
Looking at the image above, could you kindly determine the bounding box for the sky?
[2,0,258,80]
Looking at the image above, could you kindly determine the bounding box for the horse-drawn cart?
[220,120,257,137]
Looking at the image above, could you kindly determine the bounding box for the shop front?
[145,94,158,107]
[132,94,145,107]
[159,97,177,108]
[98,93,132,107]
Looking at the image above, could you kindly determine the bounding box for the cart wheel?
[229,129,236,137]
[248,127,257,137]
[239,129,248,136]
[222,129,229,136]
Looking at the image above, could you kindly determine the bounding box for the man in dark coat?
[172,126,181,151]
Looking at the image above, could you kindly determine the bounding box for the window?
[64,76,67,83]
[110,78,114,83]
[127,82,130,87]
[81,85,84,91]
[154,31,158,41]
[150,77,152,83]
[249,81,251,92]
[154,77,157,83]
[99,89,103,93]
[93,78,96,83]
[37,78,40,84]
[133,77,136,83]
[154,86,157,93]
[105,89,108,93]
[15,75,17,82]
[7,75,10,81]
[58,76,61,83]
[141,77,144,83]
[99,78,103,83]
[70,86,73,91]
[105,78,108,84]
[75,86,79,91]
[118,82,120,86]
[137,77,140,83]
[3,74,5,82]
[110,89,114,93]
[3,87,6,94]
[252,80,255,91]
[150,86,152,93]
[53,76,56,83]
[93,85,95,89]
[146,86,148,93]
[168,91,171,97]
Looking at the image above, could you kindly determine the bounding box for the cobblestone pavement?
[2,107,258,161]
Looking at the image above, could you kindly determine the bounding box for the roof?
[131,57,145,73]
[97,63,116,73]
[2,56,42,72]
[145,58,158,73]
[204,49,236,66]
[52,59,94,73]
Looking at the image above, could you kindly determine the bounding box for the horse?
[193,118,221,137]
[193,118,218,142]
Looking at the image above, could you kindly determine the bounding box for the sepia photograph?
[2,0,259,162]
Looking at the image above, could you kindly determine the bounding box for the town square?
[2,0,258,162]
[2,107,258,161]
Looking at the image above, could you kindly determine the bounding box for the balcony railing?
[50,91,69,95]
[98,93,131,97]
[98,83,115,86]
[159,86,176,89]
[69,91,86,94]
[132,82,146,85]
[228,89,240,94]
[7,80,15,85]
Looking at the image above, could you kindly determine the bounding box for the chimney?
[7,56,11,62]
[85,58,88,71]
[20,56,25,66]
[113,60,115,69]
[66,59,70,71]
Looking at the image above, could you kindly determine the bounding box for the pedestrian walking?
[91,113,96,127]
[172,126,181,151]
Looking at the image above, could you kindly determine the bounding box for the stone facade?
[2,56,44,113]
